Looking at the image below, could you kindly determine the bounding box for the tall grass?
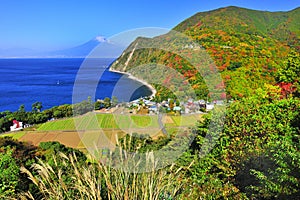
[21,152,102,200]
[21,136,188,199]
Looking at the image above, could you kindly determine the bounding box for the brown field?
[55,131,82,148]
[16,128,165,151]
[19,131,81,148]
[162,116,174,124]
[5,113,201,152]
[19,132,49,145]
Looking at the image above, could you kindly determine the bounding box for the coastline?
[109,68,157,98]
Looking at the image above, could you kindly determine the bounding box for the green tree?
[0,147,20,198]
[53,109,63,118]
[277,50,300,96]
[169,99,174,110]
[246,136,300,199]
[15,104,27,122]
[139,98,144,106]
[50,104,73,118]
[32,101,43,112]
[94,100,104,110]
[73,100,93,116]
[103,97,111,108]
[18,104,25,113]
[112,96,118,107]
[278,50,300,83]
[39,141,86,165]
[175,99,180,106]
[0,137,38,195]
[33,112,48,124]
[0,117,11,133]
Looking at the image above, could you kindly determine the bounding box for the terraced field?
[2,113,202,151]
[171,115,202,126]
[38,118,76,131]
[37,113,198,131]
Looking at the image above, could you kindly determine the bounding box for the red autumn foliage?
[238,93,244,98]
[224,75,231,80]
[277,82,296,98]
[220,92,227,99]
[196,22,203,27]
[163,75,172,85]
[215,80,226,90]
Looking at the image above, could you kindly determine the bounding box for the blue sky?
[1,0,299,50]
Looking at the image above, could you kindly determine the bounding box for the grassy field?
[38,118,76,131]
[1,131,26,140]
[37,113,200,131]
[1,113,202,151]
[171,115,202,126]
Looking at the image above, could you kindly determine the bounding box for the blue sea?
[0,58,152,112]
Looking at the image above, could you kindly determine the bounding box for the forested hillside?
[111,6,300,99]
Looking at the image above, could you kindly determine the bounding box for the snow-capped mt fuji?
[47,36,124,58]
[0,36,126,58]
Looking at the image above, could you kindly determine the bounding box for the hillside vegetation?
[111,6,300,99]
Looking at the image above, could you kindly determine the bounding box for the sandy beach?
[109,68,157,97]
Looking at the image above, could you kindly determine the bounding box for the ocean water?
[0,58,152,112]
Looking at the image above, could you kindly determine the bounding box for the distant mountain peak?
[95,35,108,43]
[41,35,125,58]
